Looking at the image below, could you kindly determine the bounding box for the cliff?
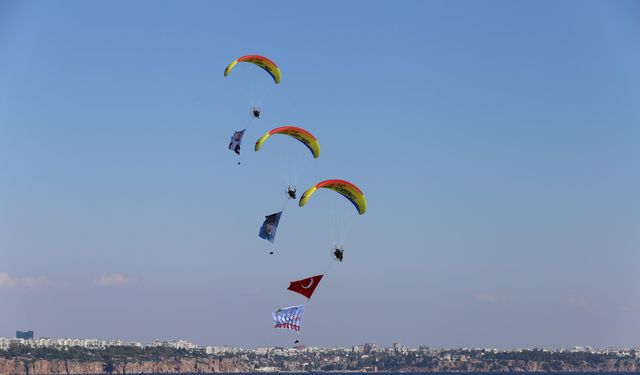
[1,356,639,374]
[2,346,639,374]
[0,357,250,375]
[401,358,640,372]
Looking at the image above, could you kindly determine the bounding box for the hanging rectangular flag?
[228,129,245,155]
[287,274,324,299]
[258,211,282,243]
[272,304,305,332]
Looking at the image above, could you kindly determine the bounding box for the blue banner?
[258,211,282,243]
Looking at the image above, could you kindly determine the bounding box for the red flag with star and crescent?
[287,275,324,299]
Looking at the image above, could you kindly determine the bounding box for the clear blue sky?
[1,0,639,349]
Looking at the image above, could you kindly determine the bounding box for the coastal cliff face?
[118,357,250,373]
[402,358,640,372]
[0,357,249,374]
[0,356,638,374]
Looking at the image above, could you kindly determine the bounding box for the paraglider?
[299,179,367,215]
[254,126,319,218]
[255,126,320,159]
[287,187,297,199]
[224,55,279,160]
[251,107,261,119]
[224,55,281,84]
[331,246,344,262]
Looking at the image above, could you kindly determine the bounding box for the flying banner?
[258,211,282,243]
[287,275,324,299]
[272,304,305,332]
[229,129,246,155]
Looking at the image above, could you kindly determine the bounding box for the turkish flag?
[287,275,324,299]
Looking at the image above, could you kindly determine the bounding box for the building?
[16,331,34,340]
[0,338,10,350]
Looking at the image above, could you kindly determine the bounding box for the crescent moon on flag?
[301,277,314,289]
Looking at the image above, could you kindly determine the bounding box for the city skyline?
[2,334,639,353]
[3,335,639,374]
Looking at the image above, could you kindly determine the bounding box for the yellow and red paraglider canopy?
[254,126,320,159]
[299,179,367,215]
[224,55,281,84]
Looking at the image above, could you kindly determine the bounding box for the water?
[171,373,632,375]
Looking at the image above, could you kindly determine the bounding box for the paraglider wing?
[299,179,367,215]
[254,126,320,158]
[273,304,305,332]
[224,55,281,84]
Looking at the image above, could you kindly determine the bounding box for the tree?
[103,357,115,374]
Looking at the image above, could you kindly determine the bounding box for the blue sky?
[0,1,639,349]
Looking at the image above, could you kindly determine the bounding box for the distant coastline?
[1,343,639,374]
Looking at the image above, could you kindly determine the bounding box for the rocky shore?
[2,344,639,374]
[0,356,639,374]
[0,357,249,374]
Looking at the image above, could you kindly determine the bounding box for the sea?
[166,373,638,375]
